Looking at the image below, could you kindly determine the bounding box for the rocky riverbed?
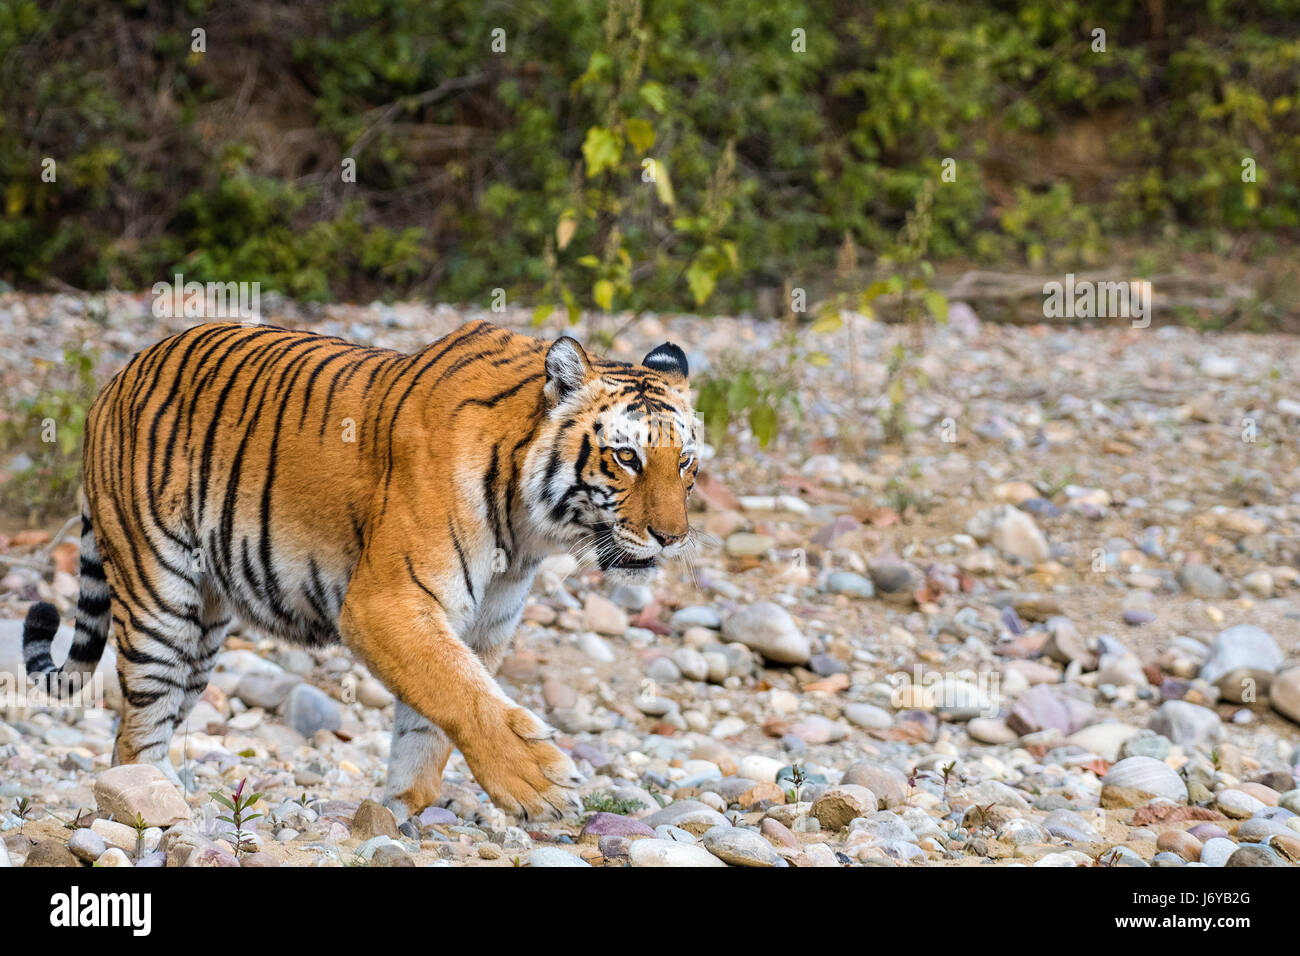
[1,292,1299,867]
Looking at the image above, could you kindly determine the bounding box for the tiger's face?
[527,336,699,583]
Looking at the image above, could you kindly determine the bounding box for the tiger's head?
[525,335,699,583]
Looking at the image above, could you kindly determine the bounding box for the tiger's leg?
[382,702,454,823]
[342,565,581,822]
[380,577,531,822]
[94,533,208,785]
[173,589,233,738]
[111,602,205,785]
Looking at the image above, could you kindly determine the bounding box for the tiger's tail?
[23,510,111,694]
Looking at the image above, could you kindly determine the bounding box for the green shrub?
[0,1,1297,309]
[0,345,98,522]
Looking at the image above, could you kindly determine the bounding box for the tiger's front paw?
[463,707,583,822]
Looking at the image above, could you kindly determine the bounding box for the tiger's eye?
[615,448,639,466]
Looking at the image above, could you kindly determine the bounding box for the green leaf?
[749,402,778,448]
[685,257,716,306]
[531,303,554,326]
[581,126,623,178]
[861,280,891,303]
[625,117,655,154]
[556,216,577,250]
[560,286,580,325]
[722,241,739,270]
[810,307,842,333]
[585,51,613,78]
[923,289,949,323]
[639,81,667,113]
[593,279,614,311]
[653,161,675,207]
[727,372,757,408]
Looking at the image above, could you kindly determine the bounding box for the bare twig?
[41,515,80,557]
[346,73,491,159]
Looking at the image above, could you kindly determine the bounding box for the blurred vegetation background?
[2,0,1299,318]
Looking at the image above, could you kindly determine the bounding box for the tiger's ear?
[545,336,593,405]
[642,342,689,382]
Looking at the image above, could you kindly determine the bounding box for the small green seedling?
[209,778,264,858]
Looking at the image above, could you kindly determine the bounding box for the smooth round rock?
[1272,668,1300,724]
[640,800,728,834]
[96,848,133,867]
[700,825,785,867]
[1216,789,1266,819]
[1118,729,1171,762]
[1225,844,1287,867]
[1200,624,1282,702]
[1155,830,1202,862]
[1100,757,1187,807]
[722,602,810,664]
[1198,837,1239,867]
[1187,823,1229,842]
[824,571,875,599]
[528,847,591,867]
[968,717,1018,745]
[628,838,727,867]
[1148,700,1222,749]
[840,761,908,808]
[580,813,655,840]
[1100,845,1148,867]
[67,828,107,862]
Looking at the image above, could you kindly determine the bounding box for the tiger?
[21,319,700,822]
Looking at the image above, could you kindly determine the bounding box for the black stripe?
[77,591,111,616]
[574,433,592,478]
[254,342,334,615]
[454,373,544,413]
[318,356,368,439]
[305,559,336,626]
[374,322,494,455]
[196,333,292,525]
[448,517,476,604]
[483,443,503,556]
[405,556,444,608]
[297,348,354,432]
[79,557,107,581]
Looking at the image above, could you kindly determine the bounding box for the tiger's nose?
[649,527,685,547]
